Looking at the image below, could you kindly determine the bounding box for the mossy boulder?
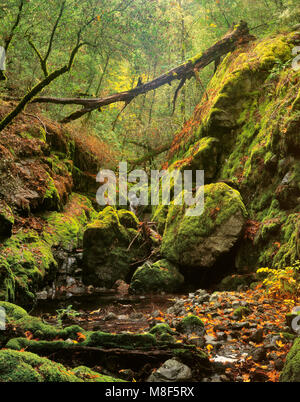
[0,349,124,382]
[0,349,81,382]
[161,183,247,269]
[280,337,300,382]
[0,200,14,238]
[0,301,28,322]
[129,259,184,294]
[176,315,205,336]
[82,207,146,288]
[0,301,86,342]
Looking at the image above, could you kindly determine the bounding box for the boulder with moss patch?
[176,315,205,336]
[161,183,247,269]
[129,259,184,294]
[82,207,146,288]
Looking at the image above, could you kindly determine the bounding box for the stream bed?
[30,285,296,382]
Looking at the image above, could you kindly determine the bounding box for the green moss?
[152,203,169,235]
[233,306,251,319]
[0,349,82,382]
[1,305,86,341]
[117,209,139,229]
[72,366,126,382]
[42,172,61,211]
[0,301,28,321]
[149,323,176,336]
[0,193,97,306]
[42,193,96,250]
[176,315,204,335]
[161,183,247,267]
[218,274,255,291]
[129,259,184,294]
[83,331,157,349]
[280,337,300,382]
[82,206,146,288]
[0,230,57,306]
[0,258,15,302]
[0,350,82,382]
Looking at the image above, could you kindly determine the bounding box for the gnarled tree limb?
[28,21,254,124]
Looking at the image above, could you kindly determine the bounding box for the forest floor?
[34,286,299,382]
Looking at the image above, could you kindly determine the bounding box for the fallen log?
[17,343,211,380]
[28,21,254,123]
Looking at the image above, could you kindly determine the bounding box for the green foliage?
[256,261,300,299]
[55,305,80,328]
[1,0,298,167]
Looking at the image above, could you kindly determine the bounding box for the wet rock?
[118,314,129,320]
[232,306,251,320]
[231,321,250,330]
[104,312,117,321]
[216,332,227,341]
[147,358,192,382]
[129,312,144,320]
[188,336,205,348]
[274,358,284,371]
[67,283,86,295]
[249,328,264,343]
[36,290,48,300]
[252,347,267,363]
[194,289,210,302]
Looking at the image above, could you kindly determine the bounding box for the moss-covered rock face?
[280,337,300,382]
[163,31,300,273]
[129,259,184,294]
[0,194,96,307]
[169,137,220,180]
[161,183,246,269]
[82,207,145,288]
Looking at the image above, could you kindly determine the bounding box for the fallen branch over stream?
[27,21,254,123]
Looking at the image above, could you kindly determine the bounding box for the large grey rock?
[147,358,192,382]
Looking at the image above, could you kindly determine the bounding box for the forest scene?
[0,0,300,386]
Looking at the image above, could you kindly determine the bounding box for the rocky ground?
[34,286,299,382]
